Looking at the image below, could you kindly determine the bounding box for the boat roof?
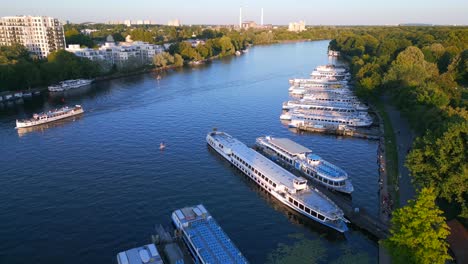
[295,189,341,215]
[269,137,311,155]
[173,204,248,264]
[211,132,302,190]
[116,244,163,264]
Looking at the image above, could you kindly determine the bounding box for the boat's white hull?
[48,80,93,92]
[16,108,84,128]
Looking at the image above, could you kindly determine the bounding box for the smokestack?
[239,7,242,29]
[261,8,264,26]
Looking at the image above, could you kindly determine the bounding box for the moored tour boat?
[15,105,84,129]
[48,79,93,92]
[256,136,353,194]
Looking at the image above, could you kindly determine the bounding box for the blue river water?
[0,40,379,263]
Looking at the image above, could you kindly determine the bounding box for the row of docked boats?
[282,64,373,130]
[0,90,41,103]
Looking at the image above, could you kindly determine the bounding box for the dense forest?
[330,26,467,263]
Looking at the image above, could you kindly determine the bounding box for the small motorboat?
[159,142,166,150]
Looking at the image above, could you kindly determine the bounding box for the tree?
[384,46,439,88]
[384,188,451,264]
[406,121,468,217]
[173,53,184,67]
[217,36,235,57]
[153,53,167,68]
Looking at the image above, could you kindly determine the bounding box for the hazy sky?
[2,0,467,25]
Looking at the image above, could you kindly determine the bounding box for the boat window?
[273,183,277,187]
[318,214,325,220]
[311,210,317,217]
[305,207,311,214]
[293,200,298,206]
[289,197,293,203]
[299,204,304,210]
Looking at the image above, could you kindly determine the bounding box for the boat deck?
[212,132,299,190]
[173,205,247,264]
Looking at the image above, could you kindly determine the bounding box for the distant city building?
[167,19,181,27]
[66,34,163,66]
[136,20,143,25]
[143,20,151,25]
[0,15,66,59]
[124,20,131,27]
[241,21,257,29]
[288,20,306,32]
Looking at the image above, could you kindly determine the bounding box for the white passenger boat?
[328,50,340,57]
[48,79,93,92]
[207,131,348,233]
[256,136,353,194]
[302,92,358,102]
[310,65,350,81]
[289,78,347,87]
[15,105,84,129]
[281,109,372,127]
[289,86,352,96]
[283,99,368,112]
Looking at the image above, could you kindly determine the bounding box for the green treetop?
[384,187,451,264]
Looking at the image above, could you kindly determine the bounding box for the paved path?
[381,96,416,207]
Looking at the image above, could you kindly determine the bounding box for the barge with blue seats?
[172,204,248,264]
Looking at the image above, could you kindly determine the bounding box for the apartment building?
[66,35,164,66]
[0,15,66,59]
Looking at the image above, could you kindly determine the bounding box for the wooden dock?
[255,147,389,239]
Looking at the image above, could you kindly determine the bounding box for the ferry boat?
[172,204,249,263]
[48,79,93,92]
[15,105,84,129]
[256,136,353,194]
[289,78,347,87]
[283,99,368,112]
[310,65,350,81]
[206,131,348,233]
[302,92,358,102]
[328,50,340,57]
[117,244,164,264]
[281,109,373,127]
[289,86,352,97]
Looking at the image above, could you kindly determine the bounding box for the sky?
[1,0,467,25]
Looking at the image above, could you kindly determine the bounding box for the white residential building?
[66,35,163,66]
[288,20,306,32]
[0,15,66,59]
[167,19,181,27]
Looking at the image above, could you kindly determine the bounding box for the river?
[0,40,379,263]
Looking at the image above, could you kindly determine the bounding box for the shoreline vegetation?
[0,25,364,93]
[332,26,466,263]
